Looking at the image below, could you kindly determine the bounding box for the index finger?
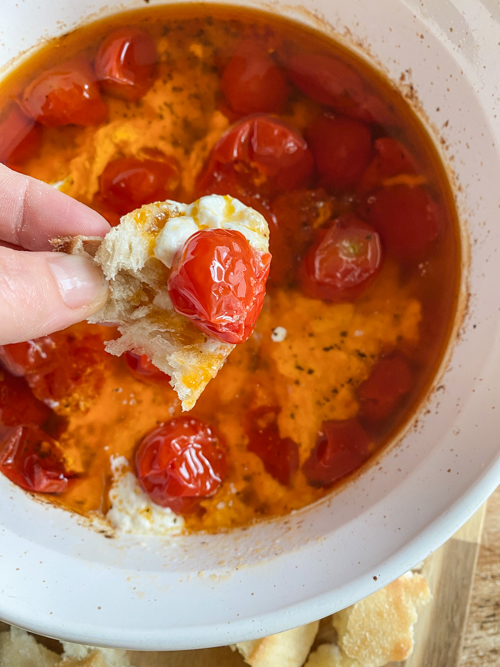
[0,163,111,250]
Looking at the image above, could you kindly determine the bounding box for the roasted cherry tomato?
[168,229,271,344]
[197,114,314,198]
[300,216,383,302]
[0,337,57,377]
[221,39,289,115]
[287,52,396,125]
[95,28,157,101]
[358,137,417,194]
[0,425,71,493]
[124,351,171,384]
[135,417,227,514]
[357,355,413,422]
[245,405,298,485]
[0,372,51,428]
[96,156,180,216]
[1,333,104,415]
[0,104,42,166]
[363,184,441,259]
[303,419,372,487]
[24,333,105,414]
[308,114,372,190]
[270,189,338,286]
[22,57,107,127]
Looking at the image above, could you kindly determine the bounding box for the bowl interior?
[0,0,500,651]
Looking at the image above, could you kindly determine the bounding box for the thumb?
[0,247,108,344]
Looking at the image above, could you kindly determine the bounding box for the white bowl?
[1,0,499,651]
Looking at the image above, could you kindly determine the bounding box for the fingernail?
[49,254,107,309]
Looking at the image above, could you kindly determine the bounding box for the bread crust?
[53,201,235,411]
[332,572,431,667]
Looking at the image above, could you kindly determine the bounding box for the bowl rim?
[0,0,499,650]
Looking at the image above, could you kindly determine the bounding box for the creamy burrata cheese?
[154,194,270,269]
[106,456,184,536]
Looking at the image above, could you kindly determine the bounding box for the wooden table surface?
[459,485,500,666]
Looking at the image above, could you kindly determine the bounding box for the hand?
[0,164,110,345]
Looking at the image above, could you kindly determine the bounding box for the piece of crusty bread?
[0,627,60,667]
[332,572,431,667]
[305,643,360,667]
[53,201,235,411]
[234,621,319,667]
[0,628,132,667]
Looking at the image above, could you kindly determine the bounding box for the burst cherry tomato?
[168,229,271,344]
[357,355,413,422]
[270,189,337,286]
[221,40,289,115]
[300,216,383,302]
[0,337,57,377]
[125,351,171,384]
[0,105,42,166]
[287,52,396,125]
[96,156,180,216]
[303,419,372,487]
[358,137,417,194]
[0,373,51,428]
[364,184,441,259]
[0,425,71,493]
[197,114,314,198]
[245,405,298,485]
[307,114,372,190]
[135,417,227,514]
[95,28,157,101]
[22,57,107,126]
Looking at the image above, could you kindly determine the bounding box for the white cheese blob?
[154,194,270,268]
[271,326,287,342]
[106,456,184,536]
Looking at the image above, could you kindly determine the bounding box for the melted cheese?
[106,456,184,536]
[154,194,270,268]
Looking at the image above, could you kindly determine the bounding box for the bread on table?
[234,621,319,667]
[331,572,431,667]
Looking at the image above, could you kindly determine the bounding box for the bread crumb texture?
[332,572,431,667]
[0,627,131,667]
[63,201,236,411]
[235,621,319,667]
[305,643,360,667]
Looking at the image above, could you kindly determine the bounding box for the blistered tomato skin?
[357,355,413,422]
[358,137,417,194]
[0,105,42,166]
[287,52,395,126]
[364,184,441,259]
[245,406,299,485]
[221,40,289,115]
[0,373,51,428]
[0,425,72,493]
[95,28,157,101]
[303,419,372,488]
[0,338,57,377]
[197,114,314,198]
[300,216,383,302]
[135,417,227,514]
[22,57,108,127]
[125,352,171,384]
[168,229,271,344]
[96,156,180,216]
[308,114,372,190]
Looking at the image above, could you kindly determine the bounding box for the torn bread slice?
[332,572,431,667]
[53,195,270,411]
[234,621,319,667]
